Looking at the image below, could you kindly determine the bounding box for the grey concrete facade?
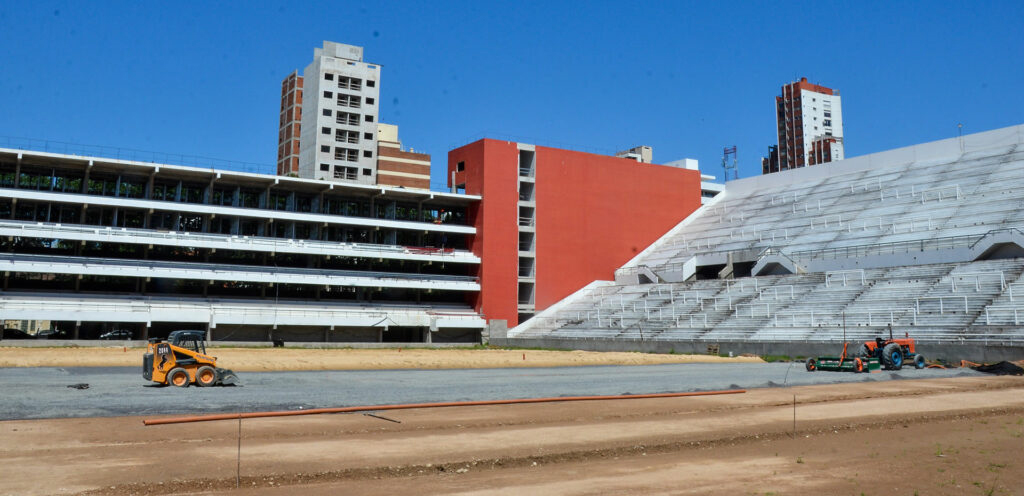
[299,42,382,184]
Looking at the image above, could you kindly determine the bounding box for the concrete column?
[423,327,432,343]
[13,154,21,188]
[73,322,80,340]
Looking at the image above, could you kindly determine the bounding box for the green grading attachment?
[806,355,880,373]
[805,342,881,373]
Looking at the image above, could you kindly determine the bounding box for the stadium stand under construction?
[508,124,1024,361]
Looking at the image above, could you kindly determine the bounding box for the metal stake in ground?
[236,413,241,489]
[792,395,796,438]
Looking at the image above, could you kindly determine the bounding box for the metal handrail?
[0,220,475,261]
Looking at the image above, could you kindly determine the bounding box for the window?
[367,80,375,87]
[823,119,832,127]
[364,132,373,140]
[457,161,465,172]
[320,163,330,171]
[336,111,360,126]
[321,127,330,135]
[335,129,359,144]
[320,145,330,152]
[335,147,359,162]
[333,166,357,180]
[325,73,334,80]
[336,94,361,108]
[324,91,333,98]
[322,109,331,116]
[366,97,375,105]
[362,168,372,176]
[363,150,372,158]
[365,115,374,122]
[824,111,831,117]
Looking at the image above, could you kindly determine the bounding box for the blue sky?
[1,1,1022,188]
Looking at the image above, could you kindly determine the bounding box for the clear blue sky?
[1,1,1022,188]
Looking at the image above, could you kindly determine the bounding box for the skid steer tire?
[167,367,190,387]
[805,358,817,372]
[196,366,218,387]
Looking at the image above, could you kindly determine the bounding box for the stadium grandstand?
[0,147,485,342]
[508,124,1024,360]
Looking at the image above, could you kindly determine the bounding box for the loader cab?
[167,330,207,355]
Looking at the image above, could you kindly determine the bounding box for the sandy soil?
[1,376,1022,495]
[0,347,761,371]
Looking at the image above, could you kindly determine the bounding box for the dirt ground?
[0,346,761,371]
[2,376,1023,496]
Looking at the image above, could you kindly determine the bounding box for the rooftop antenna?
[722,146,738,182]
[957,123,965,153]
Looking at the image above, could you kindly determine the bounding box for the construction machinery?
[807,328,926,373]
[854,327,926,371]
[805,342,881,373]
[143,330,238,387]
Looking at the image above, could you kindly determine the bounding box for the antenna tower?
[722,146,738,181]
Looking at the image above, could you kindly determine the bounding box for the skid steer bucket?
[217,368,240,386]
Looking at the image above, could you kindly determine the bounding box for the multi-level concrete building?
[278,42,433,190]
[448,140,703,326]
[763,77,844,174]
[0,146,484,342]
[295,42,382,184]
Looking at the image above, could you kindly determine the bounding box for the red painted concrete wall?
[449,139,702,327]
[448,140,521,326]
[534,147,701,309]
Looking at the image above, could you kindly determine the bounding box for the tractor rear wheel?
[805,357,817,372]
[195,366,218,387]
[167,367,190,387]
[882,343,904,370]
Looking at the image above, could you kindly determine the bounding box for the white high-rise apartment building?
[763,77,844,174]
[298,42,381,184]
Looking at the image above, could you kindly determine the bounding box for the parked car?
[36,329,68,339]
[1,328,35,340]
[99,330,133,340]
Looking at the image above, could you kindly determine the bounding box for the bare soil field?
[0,346,761,371]
[2,376,1022,495]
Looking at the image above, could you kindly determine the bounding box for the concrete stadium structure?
[0,147,485,343]
[506,124,1024,361]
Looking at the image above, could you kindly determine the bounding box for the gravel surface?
[0,363,980,420]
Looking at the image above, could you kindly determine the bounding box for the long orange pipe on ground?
[143,389,746,426]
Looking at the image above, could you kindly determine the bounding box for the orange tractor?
[807,328,927,373]
[143,330,238,387]
[855,329,926,370]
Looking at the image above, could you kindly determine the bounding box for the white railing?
[825,270,866,287]
[0,220,478,263]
